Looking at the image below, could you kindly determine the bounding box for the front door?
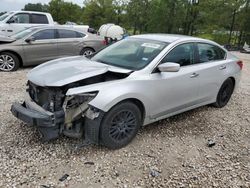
[5,13,31,36]
[148,43,201,119]
[23,29,58,65]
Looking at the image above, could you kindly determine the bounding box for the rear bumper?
[11,102,64,140]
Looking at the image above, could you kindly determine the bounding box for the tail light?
[237,60,243,70]
[102,40,107,45]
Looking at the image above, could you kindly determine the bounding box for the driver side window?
[9,13,30,24]
[161,43,195,66]
[32,29,55,40]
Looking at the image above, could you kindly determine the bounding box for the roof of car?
[131,34,205,43]
[11,11,50,15]
[25,25,85,32]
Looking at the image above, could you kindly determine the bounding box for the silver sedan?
[11,34,242,149]
[0,26,106,71]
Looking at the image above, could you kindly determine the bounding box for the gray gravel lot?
[0,52,249,188]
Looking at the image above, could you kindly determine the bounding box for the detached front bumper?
[10,93,104,144]
[11,102,64,141]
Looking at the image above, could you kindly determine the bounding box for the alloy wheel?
[0,55,15,71]
[109,110,137,142]
[83,50,94,56]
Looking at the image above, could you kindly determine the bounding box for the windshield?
[0,12,13,21]
[10,28,35,40]
[91,38,168,70]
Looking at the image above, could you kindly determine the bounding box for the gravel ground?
[0,52,249,188]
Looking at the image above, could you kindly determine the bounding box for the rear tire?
[0,52,20,72]
[80,48,95,56]
[100,102,142,149]
[213,78,234,108]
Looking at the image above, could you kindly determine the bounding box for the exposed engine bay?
[26,71,129,141]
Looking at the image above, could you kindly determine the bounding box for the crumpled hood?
[27,56,132,87]
[0,35,15,43]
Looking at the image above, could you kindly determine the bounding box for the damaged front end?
[11,70,129,143]
[62,92,101,140]
[11,81,103,142]
[11,82,65,140]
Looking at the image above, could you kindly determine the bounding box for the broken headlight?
[65,92,98,109]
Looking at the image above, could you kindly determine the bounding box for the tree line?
[1,0,250,46]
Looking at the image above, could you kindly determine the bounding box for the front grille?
[28,82,64,112]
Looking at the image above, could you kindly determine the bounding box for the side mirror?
[158,62,180,72]
[88,28,97,34]
[25,36,35,43]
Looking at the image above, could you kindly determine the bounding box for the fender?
[66,79,154,118]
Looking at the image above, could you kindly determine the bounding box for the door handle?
[190,73,199,78]
[219,65,227,70]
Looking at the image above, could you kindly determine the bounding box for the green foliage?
[48,0,83,24]
[82,0,117,28]
[21,0,250,45]
[197,33,229,44]
[23,3,49,12]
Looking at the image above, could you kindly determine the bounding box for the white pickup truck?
[0,11,54,36]
[0,11,91,37]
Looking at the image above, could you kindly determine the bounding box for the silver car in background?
[0,26,106,71]
[11,34,243,149]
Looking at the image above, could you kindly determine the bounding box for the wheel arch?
[80,47,95,55]
[0,50,23,67]
[111,98,146,121]
[85,97,146,146]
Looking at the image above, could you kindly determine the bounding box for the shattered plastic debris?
[207,139,216,147]
[59,174,69,182]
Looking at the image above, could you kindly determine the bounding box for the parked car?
[240,42,250,53]
[64,21,90,33]
[0,11,54,36]
[11,34,242,149]
[0,26,107,71]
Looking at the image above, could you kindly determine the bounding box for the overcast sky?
[0,0,84,12]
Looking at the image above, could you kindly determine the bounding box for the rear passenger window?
[161,43,195,66]
[76,32,85,38]
[31,14,49,24]
[197,43,226,63]
[58,29,84,38]
[32,29,55,40]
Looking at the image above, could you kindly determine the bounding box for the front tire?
[100,102,142,149]
[213,78,234,108]
[0,52,20,72]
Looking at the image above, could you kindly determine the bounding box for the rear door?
[56,29,85,57]
[23,29,58,65]
[194,43,228,103]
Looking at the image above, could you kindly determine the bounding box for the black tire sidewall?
[100,102,142,149]
[0,52,20,71]
[215,78,234,108]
